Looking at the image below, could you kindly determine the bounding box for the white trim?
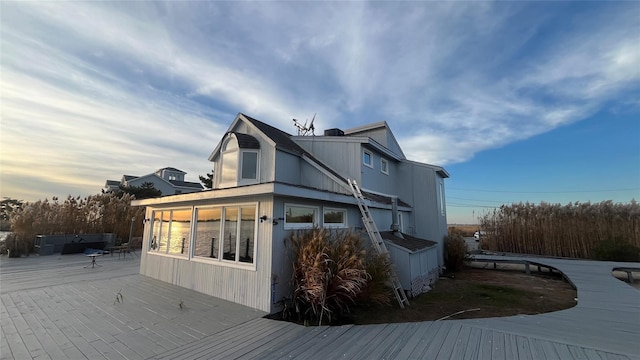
[380,158,389,175]
[284,203,319,230]
[239,150,260,185]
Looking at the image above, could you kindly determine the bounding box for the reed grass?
[479,200,640,260]
[9,193,144,253]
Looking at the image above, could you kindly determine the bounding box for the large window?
[194,207,222,259]
[149,209,192,257]
[191,204,257,265]
[323,208,347,228]
[284,204,318,229]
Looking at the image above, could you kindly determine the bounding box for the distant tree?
[199,170,213,189]
[0,197,23,231]
[118,182,162,199]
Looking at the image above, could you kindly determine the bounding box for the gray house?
[105,167,203,195]
[132,113,449,313]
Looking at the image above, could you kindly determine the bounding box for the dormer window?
[219,133,260,188]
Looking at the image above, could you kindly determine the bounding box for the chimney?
[324,128,344,136]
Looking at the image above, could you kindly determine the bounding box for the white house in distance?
[132,113,449,313]
[105,167,203,195]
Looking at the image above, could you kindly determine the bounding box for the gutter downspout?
[391,196,404,238]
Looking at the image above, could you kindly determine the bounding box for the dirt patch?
[347,266,577,325]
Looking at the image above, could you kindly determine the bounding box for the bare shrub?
[480,200,640,260]
[444,228,468,272]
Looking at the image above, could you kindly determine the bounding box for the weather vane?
[293,113,316,136]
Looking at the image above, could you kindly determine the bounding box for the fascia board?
[402,159,450,178]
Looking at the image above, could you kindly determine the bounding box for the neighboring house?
[105,167,203,195]
[132,113,449,313]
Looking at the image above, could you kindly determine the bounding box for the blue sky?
[1,1,638,223]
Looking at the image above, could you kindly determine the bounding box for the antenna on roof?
[293,113,316,136]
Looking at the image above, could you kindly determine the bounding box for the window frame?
[219,135,260,188]
[380,158,389,175]
[148,208,192,257]
[284,204,319,230]
[363,149,373,168]
[239,150,260,185]
[323,207,347,228]
[439,181,446,216]
[147,202,259,270]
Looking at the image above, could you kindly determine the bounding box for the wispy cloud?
[1,1,638,201]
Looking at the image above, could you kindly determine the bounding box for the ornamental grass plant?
[284,228,391,325]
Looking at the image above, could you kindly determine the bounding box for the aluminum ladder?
[348,179,410,309]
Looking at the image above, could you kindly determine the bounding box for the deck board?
[1,253,639,359]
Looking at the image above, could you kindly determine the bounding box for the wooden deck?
[1,253,638,359]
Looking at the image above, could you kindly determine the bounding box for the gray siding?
[269,196,365,313]
[274,151,301,184]
[139,195,274,312]
[397,162,447,266]
[295,138,362,183]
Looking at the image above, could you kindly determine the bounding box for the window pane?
[221,151,238,185]
[151,211,162,251]
[286,206,315,224]
[239,206,256,263]
[363,151,371,165]
[168,209,191,255]
[381,159,388,173]
[195,208,221,258]
[241,152,258,179]
[158,211,171,253]
[222,208,238,261]
[324,210,345,224]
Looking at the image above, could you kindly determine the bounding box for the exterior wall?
[294,138,362,183]
[397,162,448,266]
[387,242,439,295]
[360,149,398,195]
[139,194,274,312]
[274,151,301,184]
[345,126,404,159]
[269,196,363,313]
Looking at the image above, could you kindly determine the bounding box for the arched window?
[219,133,260,188]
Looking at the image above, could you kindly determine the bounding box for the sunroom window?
[149,209,191,256]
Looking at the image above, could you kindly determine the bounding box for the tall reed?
[9,193,144,252]
[480,200,640,260]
